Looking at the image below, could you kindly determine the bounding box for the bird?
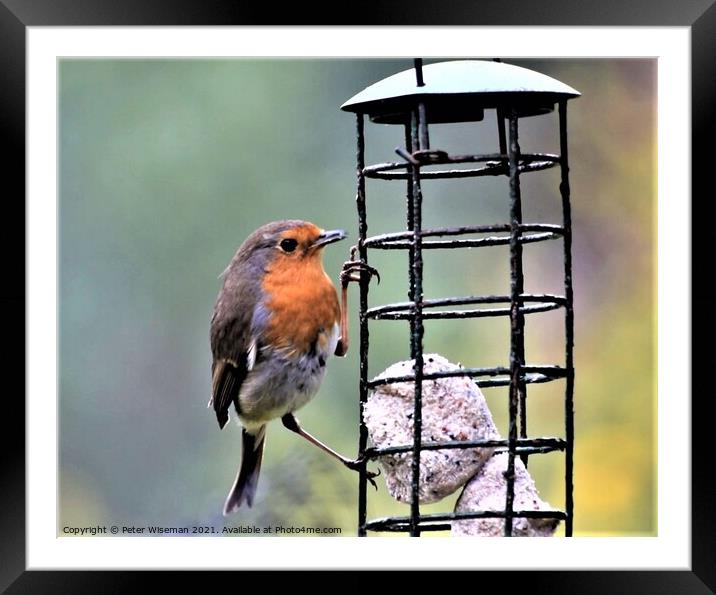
[209,219,379,515]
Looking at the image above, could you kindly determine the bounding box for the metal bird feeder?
[341,59,579,537]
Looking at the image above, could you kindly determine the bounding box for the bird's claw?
[344,457,381,490]
[340,260,381,287]
[366,468,381,490]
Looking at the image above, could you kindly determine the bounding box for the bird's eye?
[280,238,298,253]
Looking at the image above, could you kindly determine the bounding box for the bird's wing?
[210,358,247,430]
[210,300,257,429]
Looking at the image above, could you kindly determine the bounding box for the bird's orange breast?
[262,254,340,354]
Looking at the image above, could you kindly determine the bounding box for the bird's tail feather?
[223,426,266,515]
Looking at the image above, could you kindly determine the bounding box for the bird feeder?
[341,59,579,537]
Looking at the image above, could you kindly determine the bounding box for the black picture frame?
[4,1,711,590]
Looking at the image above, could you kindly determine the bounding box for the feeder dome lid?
[341,60,580,124]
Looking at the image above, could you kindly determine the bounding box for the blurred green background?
[59,58,656,536]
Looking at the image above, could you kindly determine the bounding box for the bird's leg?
[281,413,380,489]
[335,251,380,357]
[281,413,354,465]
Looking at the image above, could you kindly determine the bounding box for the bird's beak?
[312,229,347,249]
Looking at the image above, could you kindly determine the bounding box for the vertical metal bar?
[405,122,415,314]
[356,113,370,537]
[496,109,507,156]
[418,102,430,150]
[505,110,527,536]
[559,101,575,537]
[510,109,528,466]
[414,58,425,87]
[409,108,425,537]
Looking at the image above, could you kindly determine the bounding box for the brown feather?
[211,358,247,429]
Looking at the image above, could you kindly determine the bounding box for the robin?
[210,219,379,515]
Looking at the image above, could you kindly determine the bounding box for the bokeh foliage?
[59,58,656,536]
